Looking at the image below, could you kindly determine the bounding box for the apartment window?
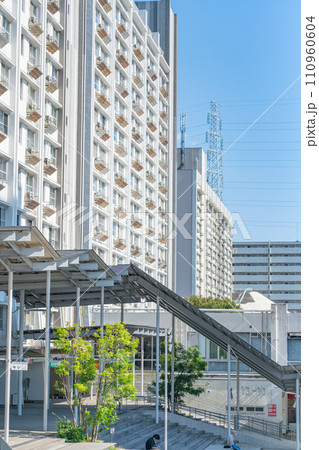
[0,109,8,135]
[29,43,38,66]
[0,157,7,182]
[27,129,35,148]
[26,172,35,193]
[0,60,9,85]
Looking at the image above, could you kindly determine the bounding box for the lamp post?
[165,328,173,450]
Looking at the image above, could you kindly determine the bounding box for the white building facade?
[232,242,301,310]
[0,0,177,288]
[176,147,232,299]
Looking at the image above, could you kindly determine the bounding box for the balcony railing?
[24,192,39,210]
[116,49,129,69]
[131,215,142,229]
[158,206,166,217]
[44,115,58,134]
[158,235,167,245]
[96,56,111,77]
[114,238,126,250]
[116,21,129,39]
[146,144,156,158]
[45,75,58,93]
[147,91,156,106]
[116,81,129,98]
[132,127,143,144]
[27,61,42,80]
[114,143,127,157]
[43,202,56,217]
[132,100,144,116]
[158,181,168,195]
[146,225,155,236]
[0,123,7,143]
[95,90,110,109]
[98,0,112,13]
[94,191,109,208]
[93,226,109,242]
[114,173,128,188]
[28,16,43,38]
[160,85,169,99]
[146,170,155,183]
[114,205,127,219]
[95,122,110,141]
[46,34,59,54]
[47,0,60,15]
[147,119,157,133]
[130,245,141,257]
[147,65,157,81]
[131,187,142,200]
[25,147,40,166]
[27,101,41,123]
[0,76,8,95]
[160,109,168,120]
[96,23,111,44]
[146,198,156,210]
[159,132,168,146]
[115,112,128,128]
[0,26,9,48]
[94,157,109,173]
[158,259,167,269]
[131,158,143,172]
[159,158,168,170]
[133,73,143,88]
[43,158,57,175]
[145,252,156,264]
[133,44,144,62]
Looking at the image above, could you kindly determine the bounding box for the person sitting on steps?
[145,433,160,449]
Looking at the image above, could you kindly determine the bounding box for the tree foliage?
[186,295,240,310]
[54,322,137,442]
[149,341,207,405]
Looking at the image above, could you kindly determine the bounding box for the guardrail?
[120,395,296,441]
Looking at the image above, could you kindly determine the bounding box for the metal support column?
[227,344,231,442]
[236,357,240,430]
[171,314,175,413]
[43,271,51,431]
[296,376,300,450]
[155,295,160,424]
[164,328,168,450]
[120,301,124,323]
[18,290,25,416]
[100,287,104,373]
[141,336,144,396]
[4,271,13,443]
[74,286,80,425]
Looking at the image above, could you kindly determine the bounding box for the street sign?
[268,404,277,417]
[49,361,61,368]
[11,362,28,371]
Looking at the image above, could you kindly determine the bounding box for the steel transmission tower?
[206,101,224,200]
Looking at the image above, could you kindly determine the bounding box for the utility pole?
[178,113,186,170]
[206,101,224,200]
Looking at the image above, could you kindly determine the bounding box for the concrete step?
[115,422,166,447]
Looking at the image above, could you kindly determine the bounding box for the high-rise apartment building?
[232,242,301,310]
[176,147,232,300]
[0,0,177,288]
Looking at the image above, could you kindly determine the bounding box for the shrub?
[56,416,86,442]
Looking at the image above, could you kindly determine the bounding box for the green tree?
[187,295,240,310]
[54,322,137,442]
[149,341,207,406]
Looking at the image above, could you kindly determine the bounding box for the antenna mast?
[206,101,223,200]
[178,113,187,169]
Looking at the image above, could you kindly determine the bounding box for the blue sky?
[171,0,301,242]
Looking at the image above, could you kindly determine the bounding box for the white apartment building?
[232,242,301,310]
[176,147,232,300]
[0,0,177,289]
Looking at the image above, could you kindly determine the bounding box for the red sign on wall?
[268,404,277,417]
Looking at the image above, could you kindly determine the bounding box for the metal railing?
[120,395,296,441]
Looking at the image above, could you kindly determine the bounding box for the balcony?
[27,101,41,123]
[0,26,9,48]
[96,23,111,44]
[146,198,156,210]
[158,259,167,269]
[24,192,39,210]
[94,191,109,208]
[0,173,6,191]
[94,157,109,174]
[146,225,155,236]
[114,173,128,188]
[147,119,157,133]
[131,158,143,172]
[114,238,126,250]
[131,215,142,229]
[28,16,43,38]
[115,112,128,128]
[159,158,168,170]
[159,182,168,195]
[45,75,58,93]
[160,85,169,99]
[0,76,8,95]
[146,144,156,158]
[145,252,156,264]
[96,56,111,77]
[131,187,142,200]
[159,132,168,146]
[95,90,110,109]
[158,206,166,218]
[147,91,156,106]
[43,158,57,175]
[27,61,42,80]
[132,100,143,116]
[95,122,110,141]
[114,143,127,157]
[98,0,112,13]
[46,34,59,54]
[44,115,58,134]
[131,244,141,257]
[158,235,167,245]
[43,202,56,217]
[133,74,143,88]
[132,127,143,144]
[114,205,127,219]
[160,109,168,120]
[116,22,129,39]
[0,123,7,143]
[133,44,144,62]
[146,170,155,184]
[25,147,40,166]
[116,82,129,98]
[147,65,157,81]
[47,0,60,14]
[93,226,109,242]
[116,49,129,69]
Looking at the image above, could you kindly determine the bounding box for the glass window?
[0,109,8,135]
